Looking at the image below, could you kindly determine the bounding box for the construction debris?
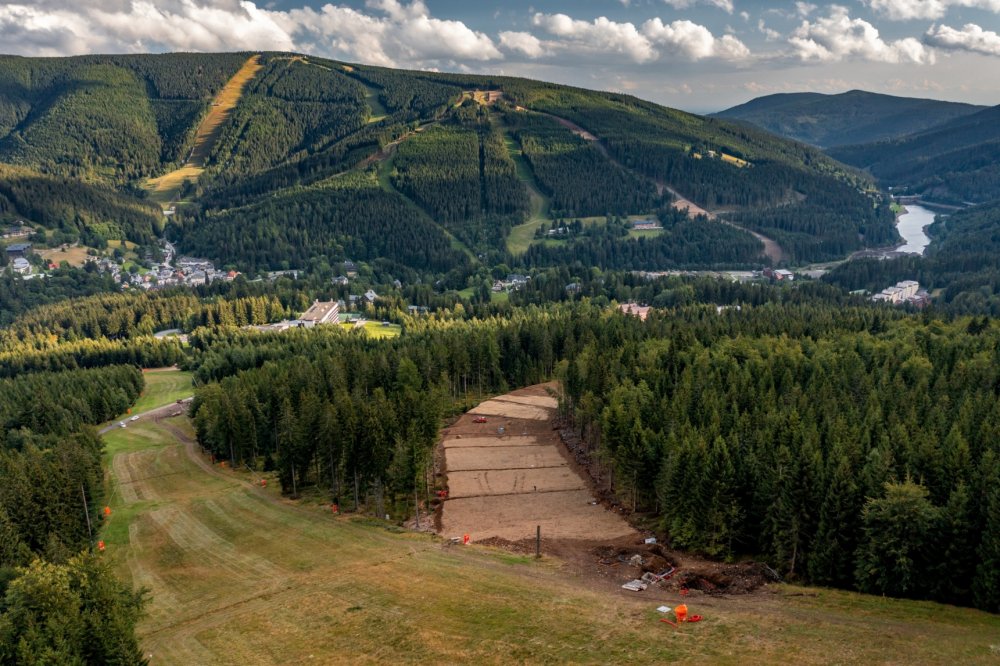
[621,579,648,592]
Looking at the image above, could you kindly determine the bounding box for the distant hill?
[828,105,1000,205]
[715,90,985,148]
[1,52,897,271]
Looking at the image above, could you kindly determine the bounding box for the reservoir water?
[895,204,935,255]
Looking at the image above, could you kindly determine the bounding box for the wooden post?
[414,487,420,529]
[536,525,541,559]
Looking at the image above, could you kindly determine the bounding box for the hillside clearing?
[99,387,1000,664]
[142,55,263,208]
[37,244,92,267]
[500,129,553,255]
[131,368,194,414]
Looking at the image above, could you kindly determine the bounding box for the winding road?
[99,398,193,435]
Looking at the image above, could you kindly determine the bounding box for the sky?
[2,0,999,112]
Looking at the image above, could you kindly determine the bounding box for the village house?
[632,219,662,231]
[363,289,378,304]
[332,275,350,286]
[2,223,33,240]
[5,242,32,259]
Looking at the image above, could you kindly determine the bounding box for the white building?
[896,280,919,300]
[299,300,340,325]
[11,257,31,275]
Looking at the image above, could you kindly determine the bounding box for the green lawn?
[131,369,194,414]
[101,409,1000,665]
[339,321,402,338]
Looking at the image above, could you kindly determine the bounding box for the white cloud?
[528,12,751,64]
[643,18,750,60]
[0,0,501,67]
[499,30,546,58]
[926,22,1000,56]
[866,0,1000,21]
[661,0,734,13]
[531,13,658,63]
[758,19,782,42]
[0,0,294,56]
[789,6,935,64]
[795,2,817,16]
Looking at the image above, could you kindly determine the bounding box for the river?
[895,204,935,255]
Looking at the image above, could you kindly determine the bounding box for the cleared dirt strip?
[439,384,637,542]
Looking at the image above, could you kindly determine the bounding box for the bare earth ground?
[439,384,637,542]
[37,244,91,267]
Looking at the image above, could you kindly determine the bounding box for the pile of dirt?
[474,536,537,555]
[666,562,781,595]
[590,542,780,595]
[592,544,675,573]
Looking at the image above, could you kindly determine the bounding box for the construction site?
[436,384,782,599]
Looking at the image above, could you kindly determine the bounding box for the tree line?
[0,363,148,663]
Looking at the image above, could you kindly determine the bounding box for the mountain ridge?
[715,89,986,148]
[829,103,1000,205]
[1,51,894,273]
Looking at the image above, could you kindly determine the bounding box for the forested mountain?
[2,51,898,273]
[828,105,1000,205]
[0,53,247,182]
[715,90,985,148]
[0,164,162,245]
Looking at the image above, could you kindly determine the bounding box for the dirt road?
[99,398,192,434]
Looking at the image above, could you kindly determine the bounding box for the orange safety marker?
[674,604,688,623]
[97,540,106,552]
[332,504,339,514]
[463,534,470,545]
[260,479,267,487]
[103,506,112,517]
